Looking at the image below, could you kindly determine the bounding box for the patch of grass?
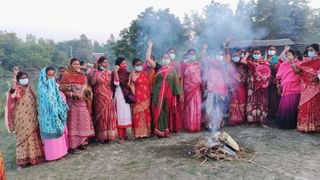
[0,118,17,170]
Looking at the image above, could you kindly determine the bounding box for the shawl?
[38,68,69,139]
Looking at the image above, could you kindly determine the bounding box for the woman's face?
[46,70,56,80]
[119,60,127,69]
[162,54,170,59]
[100,59,109,68]
[286,51,294,60]
[71,60,81,72]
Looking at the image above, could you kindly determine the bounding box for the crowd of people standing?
[2,40,320,174]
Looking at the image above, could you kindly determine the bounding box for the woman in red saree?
[5,71,44,167]
[90,56,117,142]
[181,49,202,132]
[228,50,247,126]
[241,48,271,126]
[130,58,151,138]
[292,44,320,132]
[152,53,183,137]
[60,58,95,153]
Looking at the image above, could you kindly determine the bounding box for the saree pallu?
[6,86,44,166]
[228,64,247,126]
[132,72,151,138]
[152,66,183,137]
[181,61,201,132]
[92,70,117,141]
[0,152,6,180]
[296,59,320,132]
[60,71,94,149]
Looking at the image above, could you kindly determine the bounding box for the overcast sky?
[0,0,319,43]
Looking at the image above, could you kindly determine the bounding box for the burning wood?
[193,132,247,161]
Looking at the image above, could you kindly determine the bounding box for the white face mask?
[268,50,276,56]
[169,53,176,60]
[232,56,240,63]
[216,55,224,61]
[19,78,29,86]
[135,65,143,72]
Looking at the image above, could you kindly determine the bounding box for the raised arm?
[240,51,250,65]
[146,40,156,68]
[279,46,290,60]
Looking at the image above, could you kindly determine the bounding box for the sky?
[0,0,319,43]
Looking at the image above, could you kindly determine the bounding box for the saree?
[152,65,183,137]
[5,85,44,166]
[276,60,301,129]
[0,152,6,180]
[202,60,228,131]
[181,61,202,132]
[132,71,151,138]
[228,63,247,126]
[60,69,94,149]
[246,59,271,124]
[92,70,117,141]
[38,68,69,160]
[296,59,320,132]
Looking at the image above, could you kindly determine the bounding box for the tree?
[112,7,187,61]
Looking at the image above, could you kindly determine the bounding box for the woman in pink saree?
[276,48,301,129]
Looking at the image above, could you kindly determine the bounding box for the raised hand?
[147,40,153,47]
[114,65,120,72]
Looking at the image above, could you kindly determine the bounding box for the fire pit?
[193,131,248,162]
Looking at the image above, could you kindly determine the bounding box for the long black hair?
[115,57,126,66]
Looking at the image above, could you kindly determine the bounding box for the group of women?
[2,40,320,173]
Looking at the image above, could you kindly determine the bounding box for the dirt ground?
[1,123,320,180]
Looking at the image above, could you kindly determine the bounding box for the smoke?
[195,1,268,55]
[134,7,185,60]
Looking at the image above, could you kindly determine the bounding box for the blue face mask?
[252,54,261,60]
[308,51,316,58]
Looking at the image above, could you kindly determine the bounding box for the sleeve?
[155,63,162,72]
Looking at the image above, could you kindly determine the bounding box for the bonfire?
[193,131,247,162]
